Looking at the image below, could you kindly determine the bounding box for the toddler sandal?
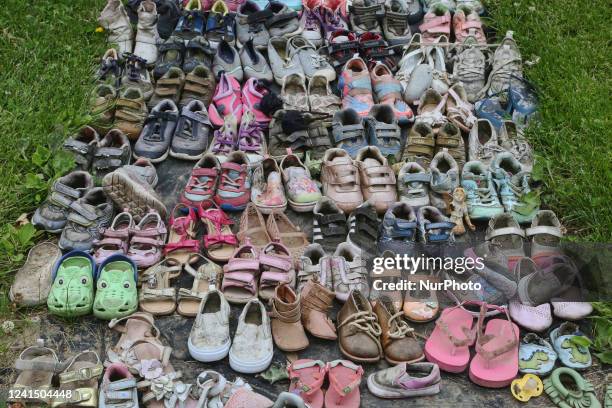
[47,250,96,318]
[518,333,557,376]
[549,322,592,370]
[177,254,223,316]
[259,241,295,301]
[93,212,134,264]
[53,350,103,407]
[93,254,139,320]
[288,359,326,408]
[8,340,64,406]
[325,360,364,408]
[511,373,543,402]
[139,258,182,316]
[199,202,238,262]
[544,367,601,408]
[424,302,476,373]
[165,204,200,265]
[107,312,162,371]
[9,242,61,307]
[99,362,139,408]
[468,303,520,388]
[127,210,167,269]
[266,211,309,264]
[237,202,271,249]
[222,239,261,304]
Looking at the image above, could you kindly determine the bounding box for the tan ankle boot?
[270,284,309,352]
[300,279,337,340]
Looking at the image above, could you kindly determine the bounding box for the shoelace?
[123,53,147,82]
[387,311,413,339]
[337,310,382,340]
[304,8,321,30]
[212,129,235,154]
[219,171,243,191]
[238,124,263,151]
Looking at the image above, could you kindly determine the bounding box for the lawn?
[0,0,610,303]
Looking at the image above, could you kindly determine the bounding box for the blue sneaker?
[491,152,539,223]
[332,108,368,158]
[474,95,506,130]
[175,1,206,40]
[507,75,540,128]
[378,202,418,255]
[206,0,236,49]
[461,160,504,220]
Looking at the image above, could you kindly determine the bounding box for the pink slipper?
[209,73,243,127]
[424,303,476,373]
[288,359,326,408]
[469,303,520,388]
[325,360,363,408]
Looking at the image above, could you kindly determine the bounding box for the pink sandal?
[424,303,476,373]
[127,210,167,268]
[468,303,519,388]
[198,201,238,262]
[258,241,295,301]
[222,238,260,304]
[325,360,364,408]
[288,359,326,408]
[164,204,200,265]
[93,212,134,263]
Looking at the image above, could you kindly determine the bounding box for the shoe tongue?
[267,171,281,184]
[286,166,307,179]
[331,156,351,165]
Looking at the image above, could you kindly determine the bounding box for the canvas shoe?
[133,0,161,65]
[481,30,523,98]
[453,6,485,44]
[120,53,154,101]
[181,153,221,207]
[308,74,341,115]
[452,36,485,103]
[355,146,397,214]
[182,36,215,74]
[241,78,273,126]
[419,5,451,44]
[114,87,148,141]
[239,39,273,81]
[397,161,430,207]
[288,36,335,81]
[468,118,504,167]
[332,108,368,158]
[281,73,309,111]
[214,150,251,211]
[370,63,413,125]
[188,289,231,362]
[499,120,534,171]
[206,0,236,49]
[321,148,363,213]
[153,37,185,81]
[229,299,273,373]
[383,0,412,46]
[461,160,504,220]
[435,121,465,170]
[251,157,287,214]
[338,56,374,117]
[491,152,538,223]
[378,202,419,255]
[280,153,322,212]
[212,40,244,81]
[207,115,238,162]
[366,104,403,161]
[428,149,459,214]
[134,99,179,163]
[99,0,134,56]
[300,0,324,47]
[170,100,212,160]
[349,0,382,34]
[401,121,435,167]
[265,1,302,38]
[179,64,217,107]
[268,36,304,85]
[312,197,348,253]
[208,72,243,127]
[235,0,271,49]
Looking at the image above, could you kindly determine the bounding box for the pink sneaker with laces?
[209,73,243,127]
[300,0,324,47]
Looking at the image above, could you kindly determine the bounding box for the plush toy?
[449,187,475,235]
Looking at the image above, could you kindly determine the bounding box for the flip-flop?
[469,303,520,388]
[288,359,326,408]
[424,303,476,373]
[325,360,363,408]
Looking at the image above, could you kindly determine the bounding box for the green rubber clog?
[47,251,95,318]
[93,254,138,320]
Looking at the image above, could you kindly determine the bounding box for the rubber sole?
[288,199,317,213]
[169,149,203,161]
[31,211,64,234]
[133,148,169,164]
[188,337,231,362]
[338,342,381,364]
[229,350,273,374]
[367,374,440,398]
[423,347,468,374]
[102,171,167,221]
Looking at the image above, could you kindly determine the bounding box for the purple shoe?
[237,111,266,165]
[321,4,348,39]
[207,116,238,162]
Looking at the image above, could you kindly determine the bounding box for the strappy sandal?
[107,312,162,372]
[53,351,103,407]
[99,362,139,408]
[139,258,182,316]
[164,204,200,265]
[222,239,261,304]
[469,303,520,388]
[266,211,309,264]
[8,340,65,406]
[325,360,364,408]
[415,89,448,128]
[127,210,167,268]
[93,212,134,264]
[237,202,271,249]
[446,83,476,132]
[177,254,223,317]
[288,359,326,408]
[199,201,238,262]
[259,241,295,301]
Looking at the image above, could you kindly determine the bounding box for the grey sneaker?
[265,1,302,38]
[383,0,412,46]
[349,0,383,34]
[287,36,335,81]
[465,242,517,299]
[239,38,273,81]
[170,100,212,160]
[517,256,578,306]
[281,73,309,111]
[268,36,304,85]
[236,0,271,49]
[134,99,179,163]
[499,120,534,171]
[122,158,158,187]
[148,66,185,109]
[92,129,131,178]
[428,149,459,213]
[32,171,94,233]
[398,161,430,207]
[468,118,504,167]
[58,188,114,251]
[481,30,523,97]
[452,36,485,102]
[212,40,244,81]
[63,126,100,171]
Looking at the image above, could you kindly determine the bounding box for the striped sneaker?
[312,197,347,254]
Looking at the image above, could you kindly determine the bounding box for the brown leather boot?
[337,290,383,363]
[270,284,309,352]
[374,295,424,365]
[300,278,337,340]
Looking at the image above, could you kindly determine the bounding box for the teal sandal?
[47,251,96,318]
[93,254,138,320]
[543,367,601,408]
